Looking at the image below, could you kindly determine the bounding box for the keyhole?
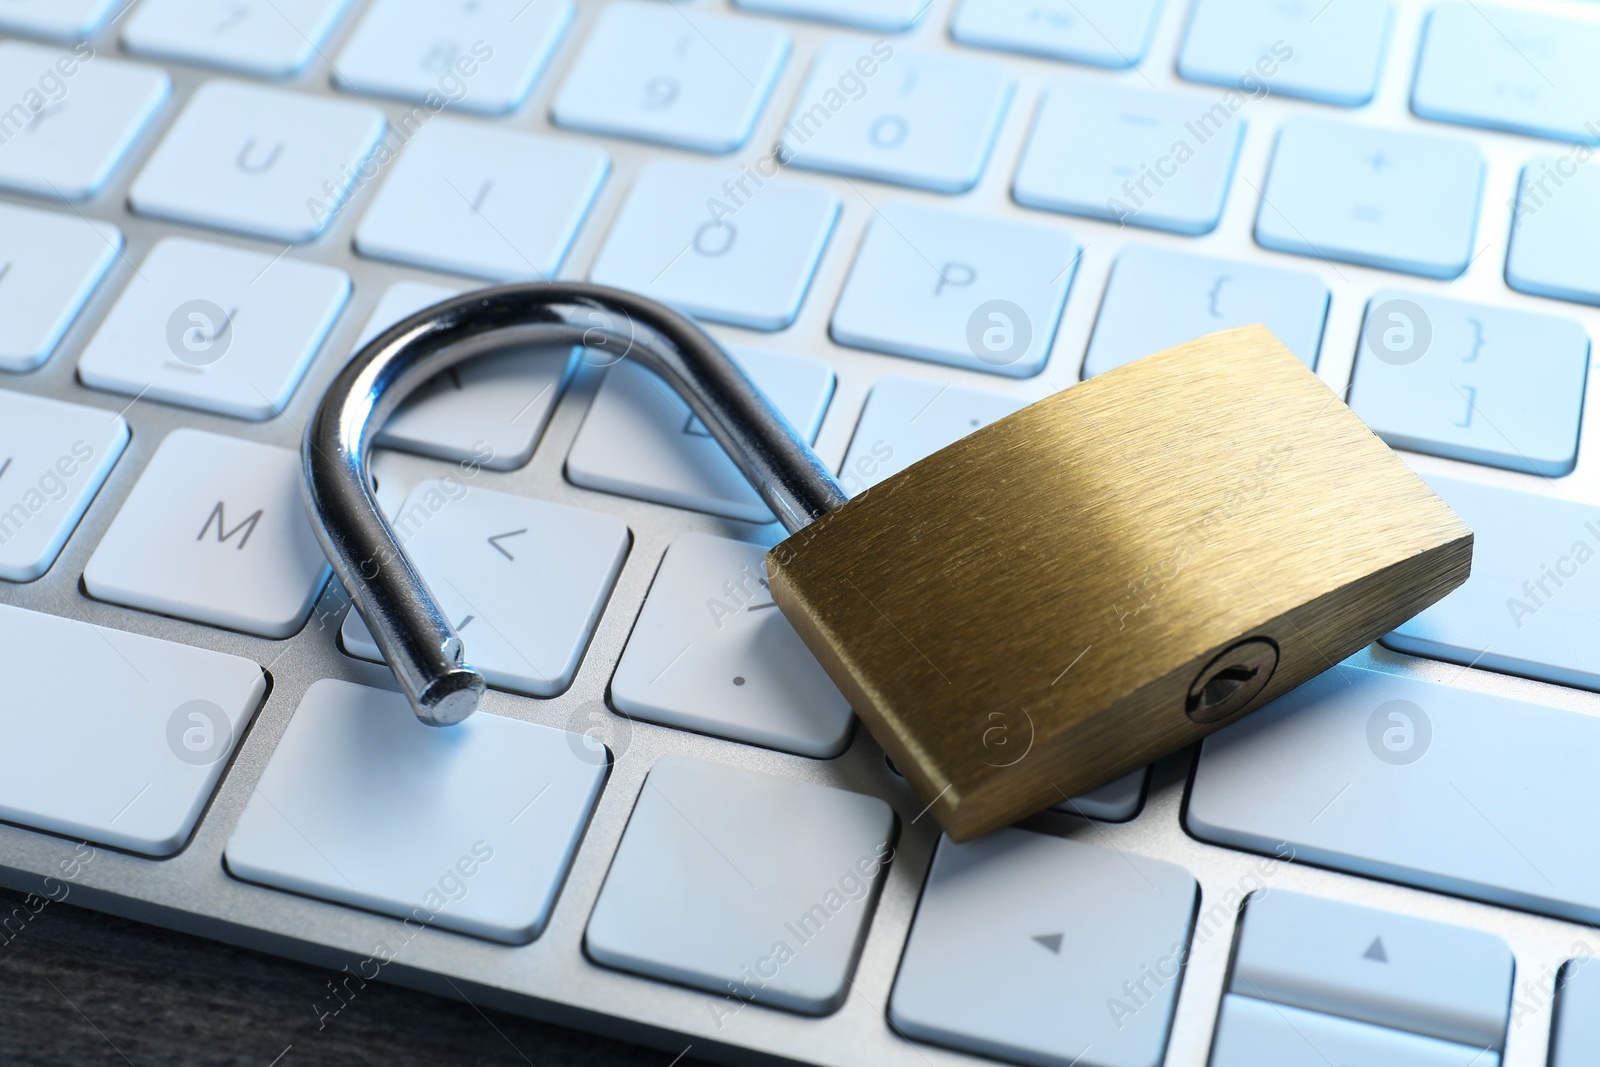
[1186,638,1279,724]
[1194,665,1257,711]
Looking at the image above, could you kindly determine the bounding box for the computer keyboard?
[0,0,1598,1065]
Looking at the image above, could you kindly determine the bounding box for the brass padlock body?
[768,325,1471,841]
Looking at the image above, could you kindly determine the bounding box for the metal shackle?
[303,282,848,727]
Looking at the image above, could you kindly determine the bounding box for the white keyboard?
[2,1,1600,1065]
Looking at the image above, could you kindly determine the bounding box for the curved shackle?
[303,282,849,727]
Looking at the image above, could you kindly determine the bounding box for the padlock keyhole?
[1186,638,1279,724]
[1196,665,1258,709]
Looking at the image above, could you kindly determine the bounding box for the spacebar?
[1188,662,1600,923]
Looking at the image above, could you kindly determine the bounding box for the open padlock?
[305,282,1471,841]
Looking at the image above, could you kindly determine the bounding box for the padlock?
[766,323,1471,839]
[305,285,1470,842]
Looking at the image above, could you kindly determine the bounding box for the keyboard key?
[1413,4,1600,145]
[0,201,121,372]
[1211,995,1500,1067]
[1084,245,1328,377]
[355,118,607,282]
[838,376,1025,497]
[1507,158,1600,306]
[586,756,894,1013]
[735,0,927,32]
[1552,959,1600,1067]
[1348,291,1588,476]
[226,678,605,944]
[1255,119,1483,279]
[1051,768,1147,821]
[0,42,170,201]
[83,430,331,639]
[1384,475,1600,691]
[1014,79,1243,235]
[0,602,264,856]
[354,281,575,470]
[129,80,386,243]
[0,1,120,42]
[589,161,838,331]
[1232,890,1511,1049]
[951,0,1164,69]
[611,533,853,759]
[122,0,353,78]
[886,750,1143,821]
[552,1,788,154]
[77,237,349,421]
[890,828,1196,1067]
[1189,661,1600,923]
[566,346,834,522]
[341,481,629,697]
[831,202,1076,378]
[0,391,127,582]
[1178,0,1391,107]
[334,0,572,115]
[778,42,1012,193]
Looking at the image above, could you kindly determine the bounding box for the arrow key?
[1230,889,1512,1050]
[1031,932,1062,955]
[891,829,1196,1067]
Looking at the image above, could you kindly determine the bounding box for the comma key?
[341,481,628,697]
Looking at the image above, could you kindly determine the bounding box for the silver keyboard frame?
[2,0,1599,1064]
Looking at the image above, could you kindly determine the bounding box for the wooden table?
[0,890,705,1067]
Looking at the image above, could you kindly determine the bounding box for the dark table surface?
[0,889,710,1067]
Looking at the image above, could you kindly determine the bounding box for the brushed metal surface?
[770,326,1472,840]
[0,2,1596,1067]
